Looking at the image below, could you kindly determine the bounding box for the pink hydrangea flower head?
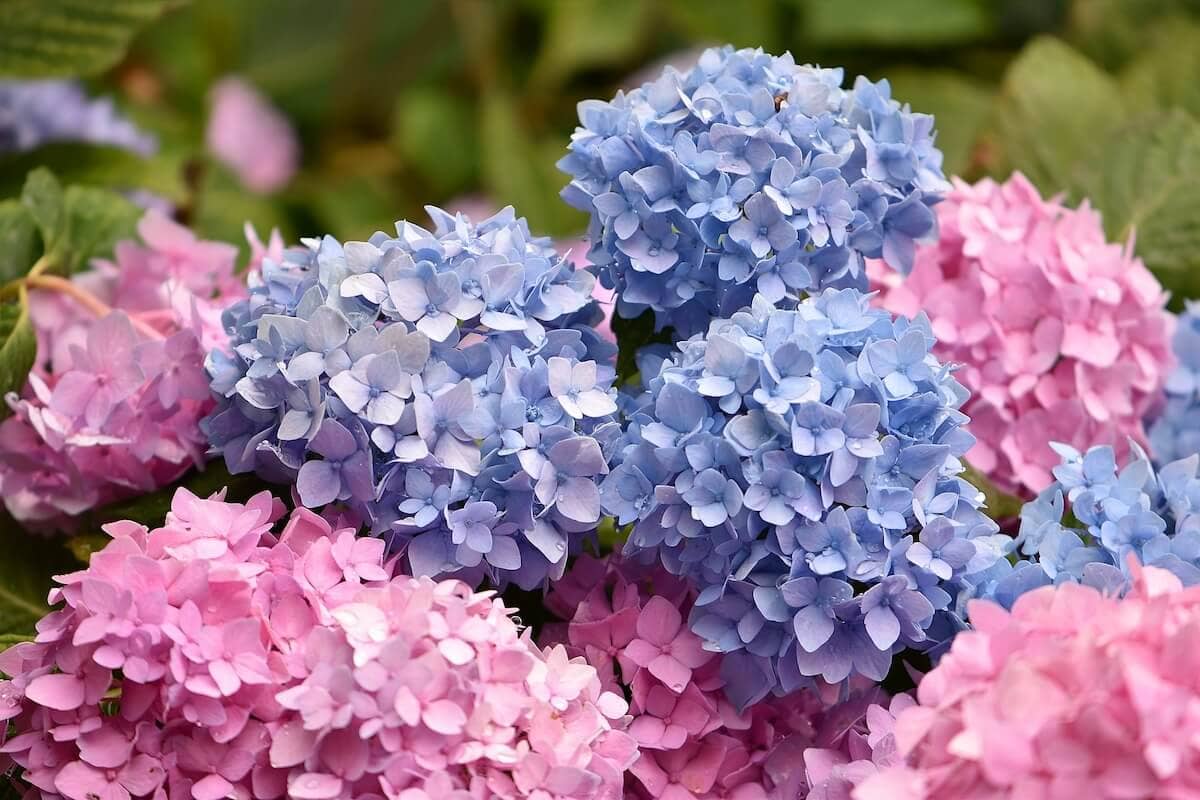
[0,211,252,527]
[206,77,299,194]
[544,553,891,799]
[0,488,635,799]
[870,173,1174,495]
[853,562,1200,800]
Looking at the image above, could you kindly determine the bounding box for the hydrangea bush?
[8,31,1200,800]
[0,489,636,800]
[0,211,253,526]
[205,206,619,589]
[542,553,905,800]
[982,441,1200,607]
[601,288,1007,693]
[560,45,947,337]
[855,564,1200,800]
[872,173,1174,495]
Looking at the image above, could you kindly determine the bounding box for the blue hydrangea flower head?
[204,206,618,590]
[1149,302,1200,464]
[559,46,947,337]
[984,440,1200,607]
[602,288,1004,696]
[0,80,155,155]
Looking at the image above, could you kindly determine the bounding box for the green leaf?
[0,144,187,203]
[1069,110,1200,305]
[528,0,650,90]
[1066,0,1200,70]
[983,36,1126,194]
[0,511,77,635]
[1119,19,1200,120]
[0,287,36,417]
[480,91,581,236]
[58,186,140,275]
[392,88,478,195]
[799,0,994,46]
[20,168,64,247]
[611,309,672,386]
[883,69,994,178]
[0,632,33,649]
[0,0,174,78]
[667,0,779,50]
[0,201,40,283]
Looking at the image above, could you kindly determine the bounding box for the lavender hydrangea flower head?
[602,289,1005,697]
[1150,302,1200,465]
[560,46,947,337]
[984,441,1200,607]
[0,80,155,155]
[205,206,619,590]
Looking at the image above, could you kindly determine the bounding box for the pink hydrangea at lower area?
[0,488,636,800]
[542,554,902,800]
[870,173,1173,495]
[853,562,1200,800]
[206,77,300,194]
[0,211,261,527]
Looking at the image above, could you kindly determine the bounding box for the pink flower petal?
[25,672,85,711]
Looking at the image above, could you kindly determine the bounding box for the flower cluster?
[541,553,902,799]
[871,173,1174,495]
[0,488,635,800]
[560,45,947,337]
[982,442,1200,608]
[602,288,1006,694]
[1149,302,1200,465]
[207,77,300,194]
[801,694,914,800]
[855,564,1200,800]
[206,206,619,589]
[0,211,253,526]
[0,79,156,155]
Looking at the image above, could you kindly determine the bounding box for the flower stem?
[24,274,165,340]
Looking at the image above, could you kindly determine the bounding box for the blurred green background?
[6,0,1200,299]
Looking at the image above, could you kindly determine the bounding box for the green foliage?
[612,309,671,386]
[393,87,478,196]
[0,286,36,416]
[0,200,40,282]
[0,144,186,204]
[0,169,141,420]
[19,169,140,276]
[799,0,995,46]
[528,0,651,92]
[1119,20,1200,119]
[983,36,1125,193]
[1072,111,1200,305]
[0,0,174,77]
[21,168,65,246]
[0,514,77,635]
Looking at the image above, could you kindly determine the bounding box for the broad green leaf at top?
[983,36,1126,195]
[1071,110,1200,307]
[0,0,174,78]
